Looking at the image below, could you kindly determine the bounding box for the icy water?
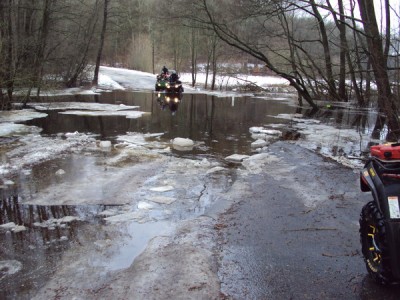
[0,91,377,299]
[24,91,300,158]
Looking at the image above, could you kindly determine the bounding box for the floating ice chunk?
[225,154,250,163]
[251,139,267,148]
[98,209,118,217]
[0,222,16,229]
[206,166,226,174]
[148,196,176,205]
[249,127,281,136]
[65,131,79,137]
[60,216,79,223]
[33,216,80,228]
[3,179,14,185]
[241,153,281,173]
[249,127,265,133]
[13,225,27,233]
[0,109,47,123]
[172,137,194,151]
[55,169,66,176]
[104,211,148,223]
[99,140,112,148]
[150,186,174,192]
[138,201,154,210]
[0,123,42,137]
[0,260,23,276]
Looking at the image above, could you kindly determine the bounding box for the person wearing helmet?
[161,66,169,75]
[169,70,179,83]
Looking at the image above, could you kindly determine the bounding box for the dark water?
[24,91,301,158]
[24,91,381,156]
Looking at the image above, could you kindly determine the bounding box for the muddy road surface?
[2,141,400,299]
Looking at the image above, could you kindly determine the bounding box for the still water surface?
[25,91,299,157]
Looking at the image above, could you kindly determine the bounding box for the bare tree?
[199,0,318,109]
[93,0,109,85]
[357,0,400,137]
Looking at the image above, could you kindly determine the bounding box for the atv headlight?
[175,84,180,88]
[166,96,171,102]
[166,83,170,88]
[174,98,179,103]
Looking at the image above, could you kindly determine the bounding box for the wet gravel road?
[215,141,400,299]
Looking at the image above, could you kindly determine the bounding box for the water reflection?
[156,92,182,115]
[0,185,118,299]
[26,91,297,157]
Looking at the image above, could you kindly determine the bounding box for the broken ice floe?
[249,127,282,136]
[0,123,42,137]
[149,186,174,192]
[99,140,112,150]
[172,137,194,151]
[55,169,66,176]
[269,113,372,168]
[33,216,81,229]
[0,222,27,232]
[249,126,282,151]
[225,154,250,163]
[251,139,267,148]
[1,132,96,176]
[60,110,145,119]
[138,201,154,210]
[31,102,138,112]
[0,109,47,123]
[206,166,226,174]
[0,260,23,278]
[241,153,281,174]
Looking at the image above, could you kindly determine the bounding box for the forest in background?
[1,0,400,136]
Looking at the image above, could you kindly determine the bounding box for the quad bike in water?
[155,73,169,91]
[359,143,400,284]
[165,71,184,94]
[156,92,182,114]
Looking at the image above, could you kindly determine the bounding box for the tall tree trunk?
[310,0,337,100]
[337,0,347,101]
[93,0,109,85]
[5,0,14,107]
[191,27,197,87]
[358,0,400,137]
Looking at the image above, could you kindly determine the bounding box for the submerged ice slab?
[0,109,47,123]
[225,154,250,163]
[31,102,139,111]
[0,123,42,137]
[60,110,146,119]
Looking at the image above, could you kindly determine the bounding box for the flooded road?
[0,90,394,299]
[25,91,300,157]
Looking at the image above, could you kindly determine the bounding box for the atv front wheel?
[359,201,397,284]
